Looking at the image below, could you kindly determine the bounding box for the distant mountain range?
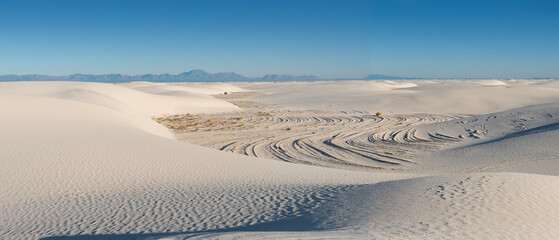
[363,74,417,80]
[0,69,408,82]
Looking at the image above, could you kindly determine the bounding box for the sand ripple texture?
[141,173,559,240]
[0,184,363,239]
[163,107,467,171]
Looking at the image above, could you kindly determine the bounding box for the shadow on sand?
[40,205,323,240]
[39,183,378,240]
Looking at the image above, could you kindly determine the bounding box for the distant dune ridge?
[2,79,559,239]
[0,69,410,82]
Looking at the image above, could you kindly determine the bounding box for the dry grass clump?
[231,102,263,108]
[153,113,253,132]
[258,111,273,117]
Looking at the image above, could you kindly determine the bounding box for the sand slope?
[416,102,559,174]
[146,173,559,240]
[1,80,559,239]
[0,82,408,239]
[236,79,559,114]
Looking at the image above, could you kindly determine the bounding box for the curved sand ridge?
[163,100,468,171]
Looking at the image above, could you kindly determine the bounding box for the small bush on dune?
[376,112,382,117]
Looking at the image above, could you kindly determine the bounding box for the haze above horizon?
[1,0,558,79]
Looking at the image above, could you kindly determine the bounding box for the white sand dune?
[372,80,419,90]
[1,80,559,239]
[165,173,559,240]
[176,81,559,175]
[236,79,559,114]
[416,102,559,174]
[118,81,247,96]
[474,79,508,86]
[0,81,409,239]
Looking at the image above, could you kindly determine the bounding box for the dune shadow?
[38,185,353,240]
[38,183,382,240]
[40,210,323,240]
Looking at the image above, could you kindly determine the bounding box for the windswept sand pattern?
[0,184,362,239]
[155,92,469,171]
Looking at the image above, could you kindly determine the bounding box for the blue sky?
[0,0,557,78]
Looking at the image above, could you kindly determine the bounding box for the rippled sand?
[157,92,468,171]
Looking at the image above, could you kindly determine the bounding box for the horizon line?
[1,70,557,80]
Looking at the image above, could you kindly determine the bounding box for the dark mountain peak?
[189,69,207,74]
[179,69,210,76]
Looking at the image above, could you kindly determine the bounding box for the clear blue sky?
[0,0,557,78]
